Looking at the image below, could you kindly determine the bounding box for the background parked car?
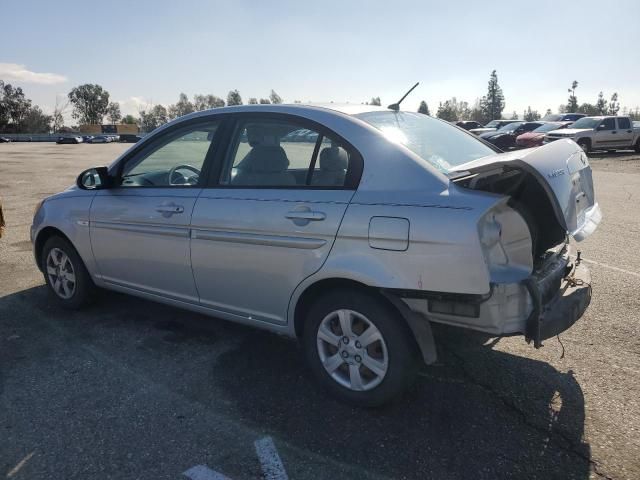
[541,113,586,122]
[544,116,640,153]
[479,121,543,149]
[455,120,483,130]
[56,136,83,144]
[515,121,573,148]
[469,119,521,135]
[0,137,12,143]
[88,135,110,143]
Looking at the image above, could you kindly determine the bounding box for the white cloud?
[0,63,67,85]
[118,96,154,115]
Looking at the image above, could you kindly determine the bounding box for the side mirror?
[77,166,112,190]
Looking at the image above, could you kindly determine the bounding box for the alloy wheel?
[316,309,389,391]
[46,247,76,299]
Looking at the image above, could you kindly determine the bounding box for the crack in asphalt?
[438,344,615,480]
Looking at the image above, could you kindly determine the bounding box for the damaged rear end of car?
[412,139,600,347]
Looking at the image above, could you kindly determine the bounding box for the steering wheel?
[168,164,201,185]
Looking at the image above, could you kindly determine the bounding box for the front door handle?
[285,211,326,221]
[611,131,617,134]
[156,204,184,215]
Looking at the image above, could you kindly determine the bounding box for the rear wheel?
[303,289,419,407]
[577,139,591,153]
[41,236,94,309]
[635,139,640,153]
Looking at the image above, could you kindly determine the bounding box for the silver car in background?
[31,104,601,406]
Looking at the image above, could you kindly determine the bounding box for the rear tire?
[303,289,420,407]
[41,236,94,309]
[577,139,591,153]
[635,139,640,153]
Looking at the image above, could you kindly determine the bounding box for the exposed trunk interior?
[454,167,566,263]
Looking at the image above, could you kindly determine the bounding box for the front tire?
[303,290,419,407]
[635,139,640,153]
[577,139,591,153]
[41,236,94,309]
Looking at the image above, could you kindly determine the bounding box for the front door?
[190,115,360,324]
[90,119,221,303]
[593,117,617,149]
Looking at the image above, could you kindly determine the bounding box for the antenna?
[387,82,420,111]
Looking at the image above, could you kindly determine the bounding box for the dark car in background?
[0,137,12,143]
[455,120,483,130]
[56,136,83,144]
[469,119,521,136]
[479,121,543,149]
[541,113,586,122]
[515,121,572,148]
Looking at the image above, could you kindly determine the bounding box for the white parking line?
[254,436,289,480]
[183,465,231,480]
[582,258,640,279]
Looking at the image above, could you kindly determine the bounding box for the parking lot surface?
[1,142,639,479]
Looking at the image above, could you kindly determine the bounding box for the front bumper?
[523,256,591,347]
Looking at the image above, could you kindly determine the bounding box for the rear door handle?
[285,211,326,221]
[156,204,184,215]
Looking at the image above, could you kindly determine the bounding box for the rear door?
[190,114,361,324]
[616,117,634,147]
[90,118,221,303]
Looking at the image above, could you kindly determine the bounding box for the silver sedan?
[31,104,601,406]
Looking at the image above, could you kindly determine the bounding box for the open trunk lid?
[452,138,601,242]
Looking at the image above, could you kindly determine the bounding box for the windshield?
[542,114,562,121]
[484,120,500,128]
[533,122,564,133]
[497,122,523,132]
[568,117,601,129]
[354,111,495,173]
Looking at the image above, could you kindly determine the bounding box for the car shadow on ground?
[0,286,592,479]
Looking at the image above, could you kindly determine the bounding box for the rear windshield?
[533,122,564,133]
[354,111,495,173]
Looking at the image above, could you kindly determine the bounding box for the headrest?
[242,146,289,173]
[319,147,348,171]
[247,125,281,147]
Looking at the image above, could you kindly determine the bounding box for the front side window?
[600,118,616,130]
[120,121,219,187]
[220,118,353,188]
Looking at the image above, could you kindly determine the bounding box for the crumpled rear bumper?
[523,257,591,348]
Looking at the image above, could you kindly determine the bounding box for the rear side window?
[600,118,616,130]
[618,117,631,129]
[219,117,355,188]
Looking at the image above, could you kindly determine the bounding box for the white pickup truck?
[544,116,640,153]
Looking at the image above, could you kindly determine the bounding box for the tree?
[608,93,620,115]
[52,96,69,133]
[523,106,540,121]
[269,89,282,104]
[418,100,430,115]
[480,70,505,121]
[23,106,52,133]
[510,111,519,120]
[138,104,168,132]
[193,94,225,111]
[68,84,110,124]
[259,98,271,104]
[596,91,608,115]
[227,90,243,106]
[577,103,599,115]
[121,114,137,124]
[0,81,32,131]
[106,102,122,124]
[369,96,381,106]
[566,80,579,112]
[248,97,258,104]
[469,99,486,123]
[436,100,458,121]
[545,108,552,117]
[168,93,194,119]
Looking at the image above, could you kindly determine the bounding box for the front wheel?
[577,139,591,153]
[635,139,640,153]
[303,290,419,407]
[41,236,94,309]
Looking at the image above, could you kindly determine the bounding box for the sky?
[2,0,639,121]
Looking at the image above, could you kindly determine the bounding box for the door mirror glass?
[77,166,111,190]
